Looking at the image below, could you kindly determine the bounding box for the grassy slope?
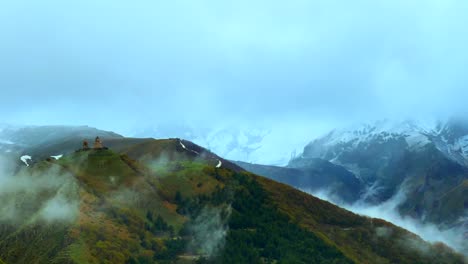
[0,139,464,264]
[256,175,465,264]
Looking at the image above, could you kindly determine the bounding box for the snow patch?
[179,140,199,155]
[404,132,431,149]
[216,160,222,168]
[445,135,468,160]
[51,154,63,160]
[179,141,187,150]
[20,155,32,166]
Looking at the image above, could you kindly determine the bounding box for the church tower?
[83,140,90,150]
[93,136,104,149]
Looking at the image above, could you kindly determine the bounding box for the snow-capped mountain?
[291,118,468,169]
[289,119,468,231]
[430,119,468,167]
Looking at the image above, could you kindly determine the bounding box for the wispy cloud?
[308,186,467,254]
[0,155,79,224]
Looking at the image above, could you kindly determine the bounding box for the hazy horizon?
[2,1,468,164]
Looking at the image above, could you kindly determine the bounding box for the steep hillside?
[256,176,465,264]
[0,138,464,263]
[235,160,363,203]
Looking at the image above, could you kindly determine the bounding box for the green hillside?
[0,139,464,264]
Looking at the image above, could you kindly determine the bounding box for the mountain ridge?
[0,134,464,263]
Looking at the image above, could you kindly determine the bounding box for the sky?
[1,0,468,150]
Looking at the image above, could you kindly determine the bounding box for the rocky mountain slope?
[288,119,467,224]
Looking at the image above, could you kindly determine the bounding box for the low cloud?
[307,186,467,255]
[39,192,79,222]
[0,154,79,225]
[375,226,393,238]
[188,205,232,258]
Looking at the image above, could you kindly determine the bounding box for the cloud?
[1,0,468,132]
[188,205,231,258]
[308,186,467,255]
[2,1,468,165]
[0,155,79,224]
[39,192,79,222]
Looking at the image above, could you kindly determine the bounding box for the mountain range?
[235,119,468,255]
[0,124,465,263]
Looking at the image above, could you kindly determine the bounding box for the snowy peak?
[297,120,434,162]
[437,118,468,143]
[430,119,468,166]
[325,119,436,147]
[293,118,468,170]
[289,119,468,234]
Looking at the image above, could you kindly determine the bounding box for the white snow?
[404,132,431,149]
[181,139,222,168]
[297,119,450,165]
[317,120,435,151]
[51,154,63,160]
[20,155,32,166]
[447,135,468,159]
[179,140,199,155]
[179,141,187,150]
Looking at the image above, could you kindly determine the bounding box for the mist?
[308,187,467,255]
[0,155,79,224]
[188,206,232,258]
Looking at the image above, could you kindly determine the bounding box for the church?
[81,137,106,150]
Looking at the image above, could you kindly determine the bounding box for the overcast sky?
[1,0,468,136]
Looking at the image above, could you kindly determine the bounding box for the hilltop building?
[78,137,107,152]
[93,136,104,149]
[83,140,90,150]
